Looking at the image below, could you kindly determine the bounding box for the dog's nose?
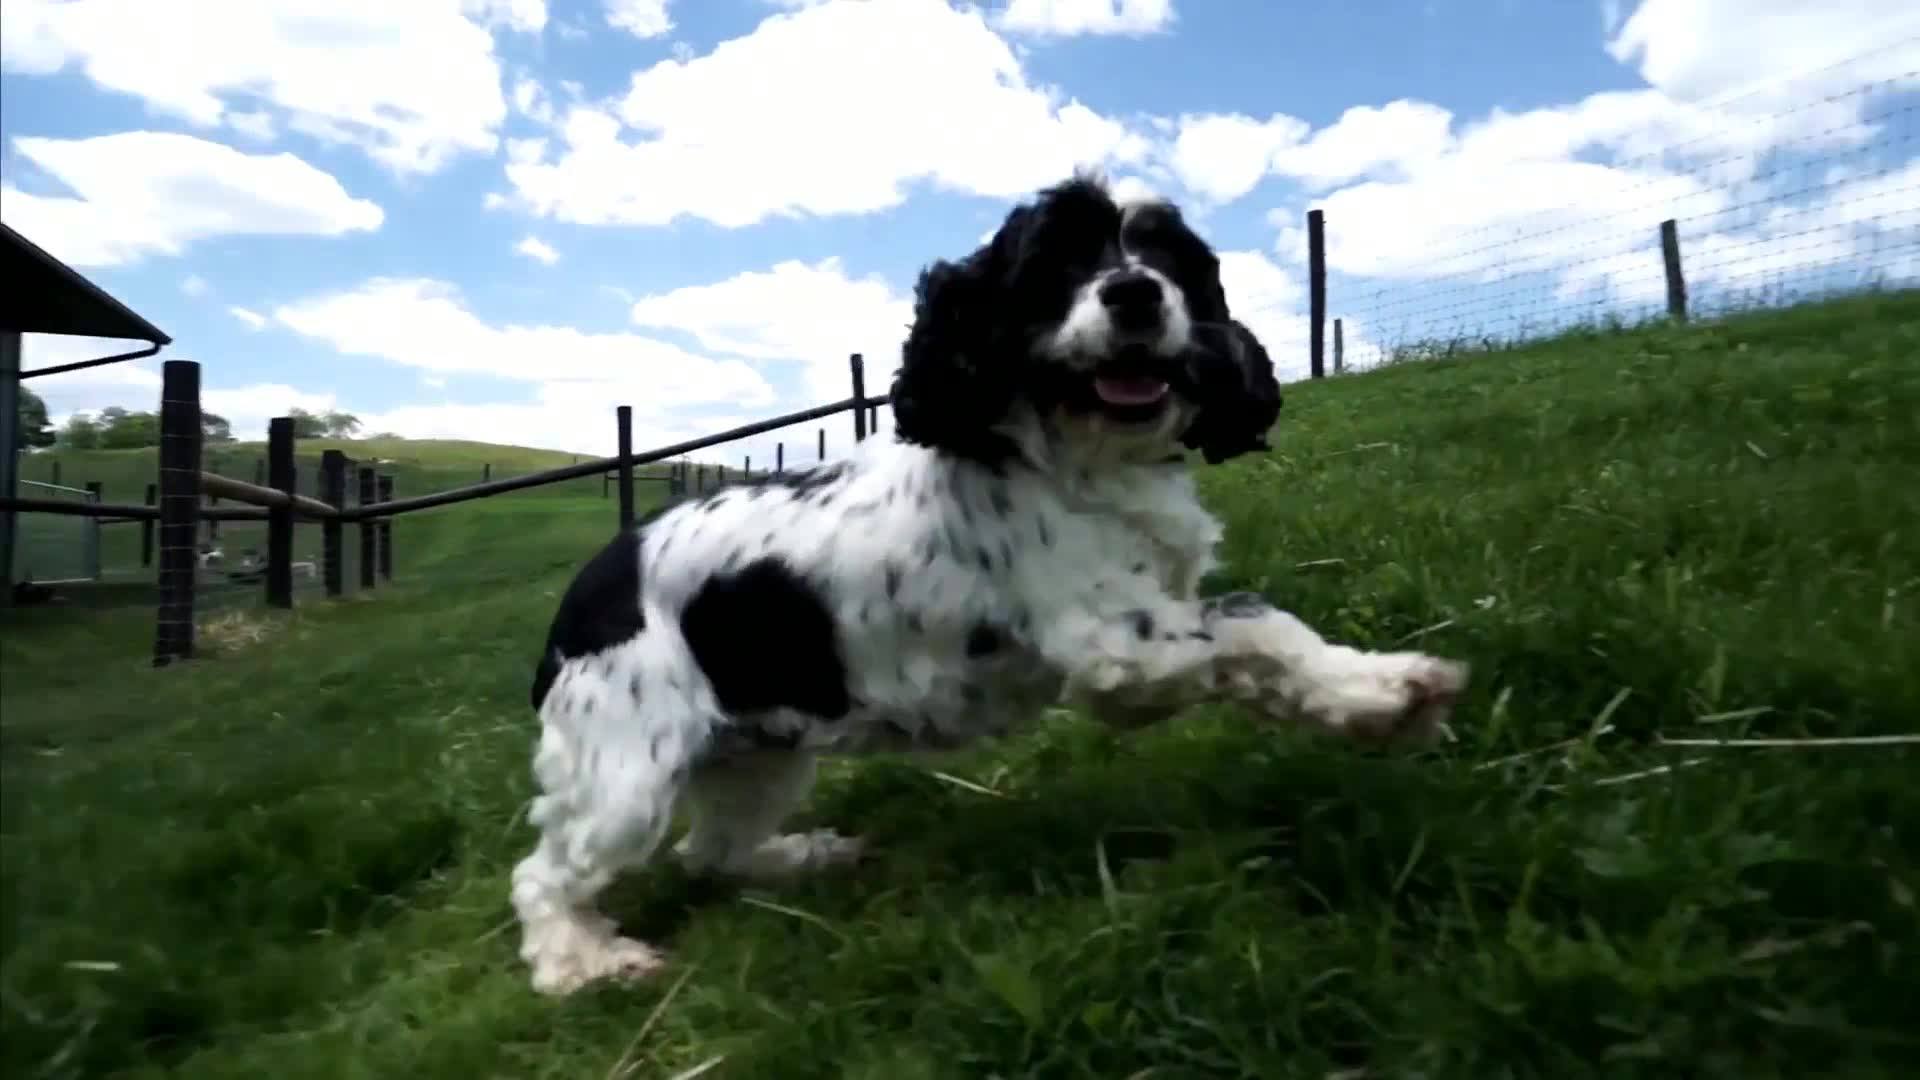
[1098,272,1164,332]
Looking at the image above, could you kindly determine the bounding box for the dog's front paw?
[1291,649,1469,745]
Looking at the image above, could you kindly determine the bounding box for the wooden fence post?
[153,360,203,666]
[483,462,492,482]
[205,492,220,540]
[616,405,635,530]
[265,417,295,609]
[141,482,156,567]
[320,450,347,598]
[850,353,867,441]
[696,464,706,492]
[1660,218,1688,323]
[50,461,61,487]
[1333,318,1345,375]
[357,466,377,590]
[818,428,825,461]
[869,404,879,434]
[253,458,264,486]
[743,455,750,477]
[376,475,394,581]
[776,442,784,474]
[1307,208,1327,380]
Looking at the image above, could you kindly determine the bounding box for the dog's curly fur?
[509,174,1469,995]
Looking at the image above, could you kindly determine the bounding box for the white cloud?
[503,0,1149,228]
[1270,100,1455,191]
[1165,112,1307,204]
[1216,249,1378,383]
[1,131,384,268]
[18,334,343,441]
[181,274,211,298]
[629,257,913,403]
[226,110,276,141]
[1606,0,1920,107]
[0,0,541,174]
[998,0,1175,37]
[515,235,561,264]
[1287,158,1721,280]
[229,306,269,330]
[271,278,778,411]
[201,383,342,439]
[604,0,673,38]
[511,77,556,124]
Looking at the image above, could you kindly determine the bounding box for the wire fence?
[10,479,98,585]
[1314,61,1920,371]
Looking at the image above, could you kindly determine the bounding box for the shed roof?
[0,222,171,346]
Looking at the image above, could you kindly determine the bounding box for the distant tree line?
[13,386,364,450]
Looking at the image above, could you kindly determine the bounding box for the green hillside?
[3,291,1917,1079]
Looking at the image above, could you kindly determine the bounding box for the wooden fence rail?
[5,350,895,662]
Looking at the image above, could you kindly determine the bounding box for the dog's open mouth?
[1092,373,1170,407]
[1082,345,1177,419]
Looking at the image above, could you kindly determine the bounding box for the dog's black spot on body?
[531,528,647,711]
[681,556,850,720]
[906,612,926,634]
[885,562,903,599]
[1128,610,1155,640]
[966,622,1005,658]
[976,547,994,572]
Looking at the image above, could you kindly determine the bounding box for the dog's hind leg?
[673,747,866,879]
[509,654,701,996]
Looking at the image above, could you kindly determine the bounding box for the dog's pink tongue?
[1093,374,1169,406]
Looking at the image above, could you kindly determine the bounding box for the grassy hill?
[3,291,1917,1078]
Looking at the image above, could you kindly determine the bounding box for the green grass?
[5,291,1919,1078]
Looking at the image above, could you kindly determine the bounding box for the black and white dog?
[511,174,1469,995]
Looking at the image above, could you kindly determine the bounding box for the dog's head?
[889,173,1281,467]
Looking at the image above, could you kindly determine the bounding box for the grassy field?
[3,291,1918,1078]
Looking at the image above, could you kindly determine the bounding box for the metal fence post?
[83,481,103,579]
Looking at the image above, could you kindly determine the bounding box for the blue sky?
[4,0,1917,464]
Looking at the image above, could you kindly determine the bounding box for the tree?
[97,408,161,449]
[322,410,362,438]
[59,413,102,449]
[15,385,56,449]
[203,412,236,444]
[286,407,328,439]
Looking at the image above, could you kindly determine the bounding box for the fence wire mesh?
[1320,59,1920,372]
[9,480,99,585]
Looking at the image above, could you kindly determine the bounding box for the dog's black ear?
[1180,319,1283,465]
[888,241,1022,463]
